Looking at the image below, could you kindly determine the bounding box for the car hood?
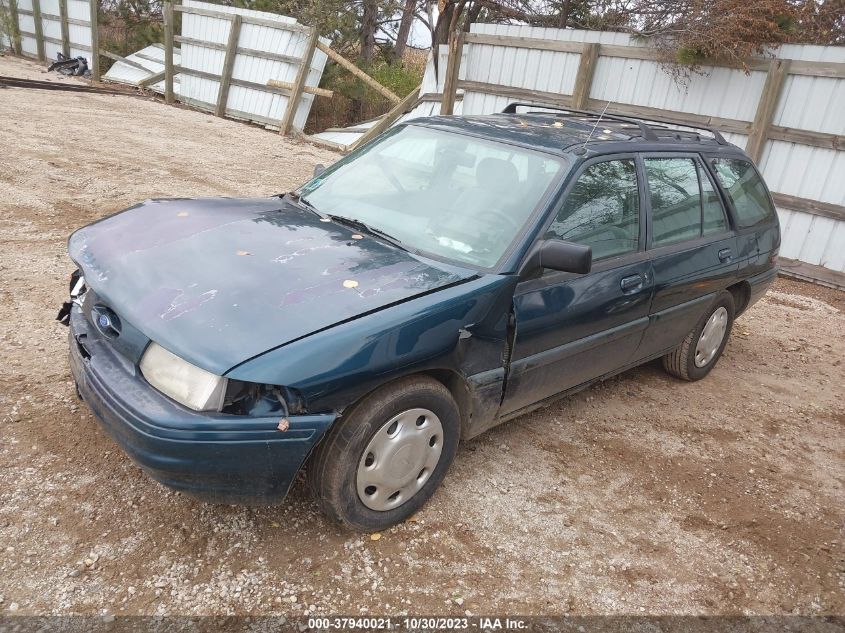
[68,196,475,374]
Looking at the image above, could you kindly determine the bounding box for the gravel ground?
[1,55,843,618]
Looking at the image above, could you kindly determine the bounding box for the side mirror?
[519,239,592,278]
[313,164,326,178]
[540,239,592,274]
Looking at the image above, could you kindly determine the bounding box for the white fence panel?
[179,0,328,130]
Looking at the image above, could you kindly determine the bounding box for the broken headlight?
[139,343,228,412]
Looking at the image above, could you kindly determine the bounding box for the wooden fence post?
[58,0,70,56]
[572,43,599,110]
[279,28,318,135]
[440,31,464,115]
[746,58,791,162]
[315,41,401,104]
[350,83,421,150]
[30,0,45,60]
[163,1,175,104]
[88,0,99,79]
[215,14,241,117]
[7,0,22,55]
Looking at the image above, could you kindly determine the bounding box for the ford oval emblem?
[92,306,121,338]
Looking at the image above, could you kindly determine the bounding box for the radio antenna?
[583,101,611,149]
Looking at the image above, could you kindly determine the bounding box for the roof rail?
[501,102,728,145]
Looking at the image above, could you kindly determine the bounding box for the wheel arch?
[334,368,475,440]
[726,280,751,316]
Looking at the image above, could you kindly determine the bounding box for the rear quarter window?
[711,158,777,229]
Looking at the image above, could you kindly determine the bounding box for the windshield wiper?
[328,214,409,252]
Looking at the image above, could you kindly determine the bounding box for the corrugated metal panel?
[179,0,328,130]
[9,0,92,60]
[102,44,182,96]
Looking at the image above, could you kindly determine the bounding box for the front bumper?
[68,306,335,504]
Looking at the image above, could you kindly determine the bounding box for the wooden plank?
[174,35,226,51]
[88,0,99,80]
[176,36,303,65]
[349,83,421,150]
[771,193,845,222]
[163,1,174,104]
[746,58,790,162]
[18,30,92,51]
[316,40,401,104]
[178,66,306,97]
[778,257,845,291]
[440,31,464,115]
[33,11,88,26]
[279,29,319,135]
[571,42,599,109]
[101,49,148,72]
[237,45,301,66]
[768,126,842,151]
[138,69,165,87]
[585,98,751,136]
[465,32,584,54]
[31,0,45,60]
[267,79,332,98]
[58,0,70,56]
[459,79,574,109]
[215,14,241,117]
[788,59,845,79]
[134,51,167,64]
[8,0,21,55]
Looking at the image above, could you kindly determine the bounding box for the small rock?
[454,597,464,606]
[289,595,298,603]
[9,603,19,612]
[67,570,80,578]
[84,558,95,567]
[370,533,382,541]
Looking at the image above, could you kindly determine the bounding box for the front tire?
[306,376,460,532]
[662,291,735,381]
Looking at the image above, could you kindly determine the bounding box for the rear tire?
[306,376,460,532]
[662,291,735,381]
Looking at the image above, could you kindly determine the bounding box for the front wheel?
[306,376,460,532]
[662,291,735,381]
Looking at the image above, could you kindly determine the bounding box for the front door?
[501,157,654,415]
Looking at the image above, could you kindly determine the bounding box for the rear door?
[501,156,654,415]
[635,153,739,359]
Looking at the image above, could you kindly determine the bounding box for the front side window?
[711,158,776,229]
[546,159,640,261]
[297,125,566,268]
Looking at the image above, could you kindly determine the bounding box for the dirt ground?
[1,55,843,618]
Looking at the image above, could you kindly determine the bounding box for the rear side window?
[711,158,776,228]
[646,157,728,247]
[546,159,640,261]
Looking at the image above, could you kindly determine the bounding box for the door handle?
[620,274,643,291]
[718,248,733,262]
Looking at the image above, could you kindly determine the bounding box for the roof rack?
[501,102,728,145]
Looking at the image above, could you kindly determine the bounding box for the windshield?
[296,125,567,268]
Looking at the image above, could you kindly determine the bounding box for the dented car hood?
[68,197,475,375]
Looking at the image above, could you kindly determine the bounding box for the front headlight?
[139,343,227,412]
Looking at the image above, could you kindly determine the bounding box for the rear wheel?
[662,291,735,381]
[307,376,460,532]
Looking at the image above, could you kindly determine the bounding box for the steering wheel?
[478,207,522,236]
